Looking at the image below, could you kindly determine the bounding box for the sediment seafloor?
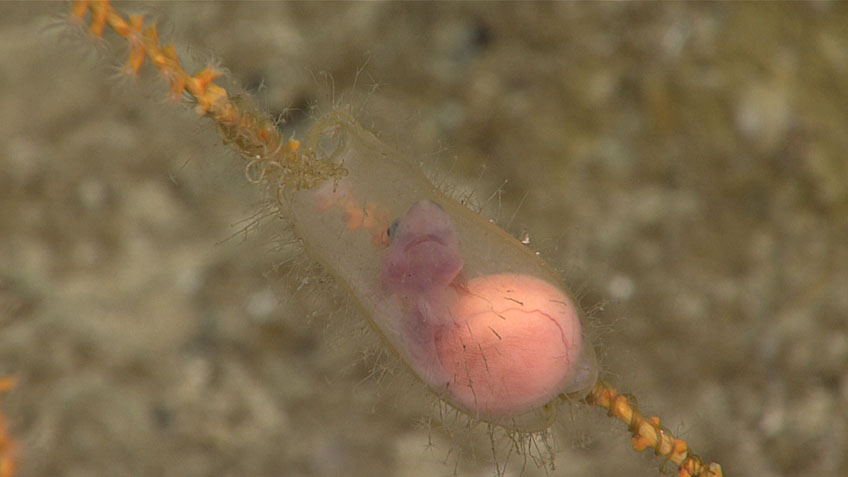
[1,3,846,476]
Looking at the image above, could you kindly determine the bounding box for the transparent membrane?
[284,111,597,432]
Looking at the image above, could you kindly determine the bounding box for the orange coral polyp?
[0,377,17,477]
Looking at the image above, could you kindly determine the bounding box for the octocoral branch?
[0,377,17,477]
[70,0,346,195]
[585,381,723,477]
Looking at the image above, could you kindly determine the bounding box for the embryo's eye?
[386,220,399,241]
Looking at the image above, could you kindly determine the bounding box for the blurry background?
[1,2,847,476]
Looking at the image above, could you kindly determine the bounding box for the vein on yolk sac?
[287,111,597,431]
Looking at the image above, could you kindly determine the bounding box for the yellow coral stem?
[0,377,17,477]
[585,381,722,477]
[73,0,346,194]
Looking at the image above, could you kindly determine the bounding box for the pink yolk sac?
[379,200,588,423]
[435,273,583,419]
